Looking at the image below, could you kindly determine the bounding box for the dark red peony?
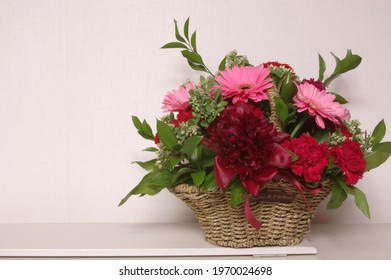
[330,139,366,185]
[203,101,291,196]
[282,134,329,182]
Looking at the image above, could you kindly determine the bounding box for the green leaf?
[230,177,246,207]
[318,53,326,81]
[119,170,173,206]
[181,50,203,64]
[330,52,341,64]
[156,120,178,149]
[314,129,330,143]
[332,177,370,218]
[274,96,289,124]
[182,136,203,157]
[132,116,154,140]
[353,186,371,219]
[132,159,157,172]
[132,116,143,131]
[171,167,194,185]
[280,79,297,103]
[191,170,206,187]
[190,31,197,52]
[168,156,182,168]
[329,92,348,104]
[218,56,227,71]
[174,19,186,43]
[289,151,298,162]
[327,178,348,209]
[365,151,390,171]
[324,51,362,87]
[183,17,190,40]
[373,142,391,153]
[203,171,217,191]
[142,120,153,138]
[372,119,386,146]
[334,54,362,75]
[187,60,207,72]
[143,147,158,152]
[161,42,188,49]
[190,145,203,169]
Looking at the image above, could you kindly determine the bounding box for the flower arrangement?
[120,19,390,232]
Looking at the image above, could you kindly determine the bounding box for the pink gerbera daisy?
[293,82,349,128]
[162,82,195,112]
[215,65,273,104]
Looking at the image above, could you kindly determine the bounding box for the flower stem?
[291,115,308,138]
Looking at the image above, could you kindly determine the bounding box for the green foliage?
[162,18,212,75]
[143,147,158,152]
[181,136,203,157]
[132,116,154,140]
[318,53,326,81]
[274,96,289,124]
[118,169,174,206]
[372,119,386,146]
[327,177,370,219]
[373,142,391,153]
[353,187,371,219]
[218,56,227,71]
[364,120,391,170]
[365,152,390,171]
[230,178,246,207]
[189,79,227,128]
[280,78,297,103]
[329,92,349,104]
[156,120,178,149]
[203,171,218,191]
[132,159,157,172]
[224,50,250,68]
[191,170,206,187]
[323,50,362,87]
[327,178,348,209]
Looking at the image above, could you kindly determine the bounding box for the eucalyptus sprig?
[161,18,214,76]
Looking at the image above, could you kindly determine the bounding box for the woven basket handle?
[267,85,283,132]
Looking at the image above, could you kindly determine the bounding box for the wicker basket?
[168,86,332,248]
[169,179,332,248]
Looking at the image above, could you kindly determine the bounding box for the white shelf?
[0,223,390,259]
[0,223,316,257]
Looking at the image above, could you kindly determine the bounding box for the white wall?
[0,0,390,224]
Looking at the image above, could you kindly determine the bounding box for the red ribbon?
[278,170,323,212]
[243,171,323,231]
[244,194,262,230]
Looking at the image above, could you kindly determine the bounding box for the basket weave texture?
[169,179,332,248]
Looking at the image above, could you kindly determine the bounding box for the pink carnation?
[215,65,273,104]
[293,82,350,129]
[162,82,195,112]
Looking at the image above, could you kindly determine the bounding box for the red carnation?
[300,78,326,91]
[203,101,291,196]
[168,109,194,128]
[264,61,295,71]
[282,134,329,182]
[330,139,366,185]
[177,109,193,123]
[340,125,353,138]
[154,133,160,144]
